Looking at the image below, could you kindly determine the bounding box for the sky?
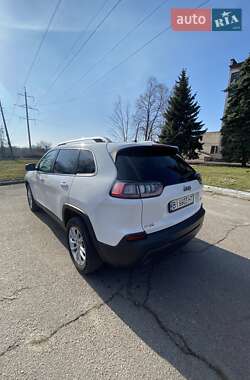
[0,0,249,146]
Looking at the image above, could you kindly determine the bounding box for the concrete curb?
[204,185,250,200]
[0,179,25,186]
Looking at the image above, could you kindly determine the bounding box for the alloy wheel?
[68,226,87,267]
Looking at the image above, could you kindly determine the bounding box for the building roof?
[229,58,244,69]
[203,131,221,135]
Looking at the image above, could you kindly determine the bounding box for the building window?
[210,146,218,154]
[230,71,240,84]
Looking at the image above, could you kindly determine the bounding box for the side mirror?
[25,163,37,172]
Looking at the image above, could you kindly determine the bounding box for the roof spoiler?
[109,143,179,161]
[154,143,179,154]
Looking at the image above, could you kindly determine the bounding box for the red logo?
[171,8,211,31]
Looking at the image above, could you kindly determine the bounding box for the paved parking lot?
[0,184,250,380]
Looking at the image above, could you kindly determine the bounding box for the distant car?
[25,137,205,274]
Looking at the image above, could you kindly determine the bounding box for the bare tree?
[35,140,52,151]
[133,77,168,141]
[109,96,131,142]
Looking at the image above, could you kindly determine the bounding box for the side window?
[38,150,58,173]
[54,149,79,175]
[77,150,96,174]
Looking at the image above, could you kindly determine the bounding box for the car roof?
[54,137,157,149]
[52,137,178,157]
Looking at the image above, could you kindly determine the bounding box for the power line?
[39,0,110,99]
[40,0,211,108]
[40,27,168,108]
[9,0,63,135]
[72,29,170,103]
[58,0,170,97]
[41,26,169,107]
[39,0,123,100]
[77,0,212,98]
[23,0,63,86]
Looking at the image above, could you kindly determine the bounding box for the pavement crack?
[0,342,21,358]
[200,223,250,254]
[117,292,227,380]
[0,286,30,303]
[215,223,250,246]
[143,303,228,380]
[0,287,122,359]
[30,287,122,346]
[126,267,135,300]
[126,261,156,307]
[142,262,156,306]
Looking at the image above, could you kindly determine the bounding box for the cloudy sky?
[0,0,248,146]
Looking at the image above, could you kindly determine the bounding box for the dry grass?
[0,159,38,180]
[192,165,250,192]
[0,159,249,192]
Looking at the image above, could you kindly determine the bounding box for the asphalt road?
[0,184,250,380]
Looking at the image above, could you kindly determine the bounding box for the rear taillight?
[110,181,163,199]
[138,183,163,198]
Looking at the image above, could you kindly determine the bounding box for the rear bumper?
[97,206,205,267]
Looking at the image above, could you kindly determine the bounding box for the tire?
[66,216,103,274]
[26,184,39,212]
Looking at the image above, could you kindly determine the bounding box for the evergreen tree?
[159,69,206,159]
[221,57,250,167]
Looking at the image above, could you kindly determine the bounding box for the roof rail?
[57,136,112,146]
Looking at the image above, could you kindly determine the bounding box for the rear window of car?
[77,150,96,174]
[115,146,196,186]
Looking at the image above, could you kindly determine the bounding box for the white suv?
[25,137,205,274]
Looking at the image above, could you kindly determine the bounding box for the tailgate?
[113,144,203,235]
[142,180,202,234]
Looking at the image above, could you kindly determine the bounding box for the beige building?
[200,131,222,161]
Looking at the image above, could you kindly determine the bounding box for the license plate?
[168,194,194,213]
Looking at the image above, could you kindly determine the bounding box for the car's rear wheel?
[66,217,102,274]
[26,184,39,212]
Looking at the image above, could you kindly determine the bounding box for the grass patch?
[0,159,38,181]
[192,165,250,192]
[0,159,249,192]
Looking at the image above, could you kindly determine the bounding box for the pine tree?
[221,57,250,167]
[159,69,206,159]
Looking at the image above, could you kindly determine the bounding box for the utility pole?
[24,88,31,150]
[0,125,6,158]
[16,88,38,152]
[0,99,14,159]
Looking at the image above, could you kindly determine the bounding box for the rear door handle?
[60,181,69,189]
